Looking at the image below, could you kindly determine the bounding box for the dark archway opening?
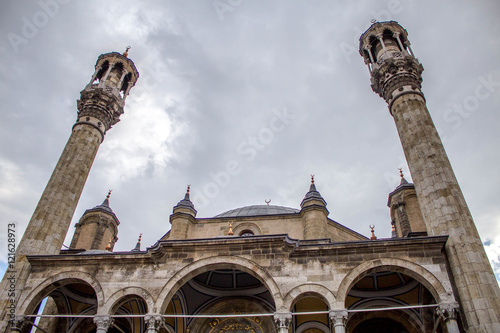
[346,270,440,333]
[353,317,408,333]
[24,281,97,333]
[163,268,276,333]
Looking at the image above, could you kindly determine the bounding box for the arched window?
[94,60,109,83]
[239,230,254,237]
[110,62,124,76]
[120,73,132,98]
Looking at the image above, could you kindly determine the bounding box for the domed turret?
[70,191,119,251]
[169,186,197,240]
[387,170,426,238]
[300,176,329,240]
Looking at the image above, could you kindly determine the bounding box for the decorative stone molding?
[330,310,348,326]
[436,302,459,321]
[94,315,113,332]
[359,21,425,110]
[370,57,424,106]
[145,315,164,333]
[436,303,460,333]
[274,312,292,330]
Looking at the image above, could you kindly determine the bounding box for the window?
[239,230,254,237]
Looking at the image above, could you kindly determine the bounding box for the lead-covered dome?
[214,205,299,218]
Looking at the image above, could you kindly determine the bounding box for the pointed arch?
[156,255,283,313]
[100,286,155,315]
[335,258,452,308]
[283,284,336,311]
[17,271,104,316]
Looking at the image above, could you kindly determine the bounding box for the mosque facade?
[1,21,499,333]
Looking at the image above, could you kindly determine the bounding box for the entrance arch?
[336,258,450,306]
[108,294,148,333]
[339,260,448,333]
[18,274,100,333]
[18,271,104,316]
[156,255,283,313]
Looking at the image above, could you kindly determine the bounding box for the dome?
[214,205,299,218]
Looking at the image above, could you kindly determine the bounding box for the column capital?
[436,302,459,321]
[145,315,164,332]
[274,312,292,328]
[94,315,113,331]
[329,309,348,326]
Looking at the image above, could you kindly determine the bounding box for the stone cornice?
[27,235,448,268]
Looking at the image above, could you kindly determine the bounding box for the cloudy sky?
[0,1,499,280]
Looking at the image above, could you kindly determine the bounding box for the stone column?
[359,21,500,331]
[145,315,163,333]
[329,310,348,333]
[436,303,460,333]
[94,315,113,333]
[274,312,292,333]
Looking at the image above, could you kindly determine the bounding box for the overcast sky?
[1,1,499,280]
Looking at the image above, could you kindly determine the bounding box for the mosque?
[0,21,499,333]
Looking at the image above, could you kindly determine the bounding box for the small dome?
[214,205,299,218]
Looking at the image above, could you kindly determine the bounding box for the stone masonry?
[359,21,500,331]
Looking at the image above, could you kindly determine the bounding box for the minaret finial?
[228,222,234,236]
[131,233,142,252]
[105,238,113,252]
[265,199,271,205]
[311,174,315,185]
[123,46,131,57]
[370,225,377,240]
[398,168,404,180]
[106,189,112,200]
[187,184,191,194]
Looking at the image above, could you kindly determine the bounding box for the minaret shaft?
[360,21,500,331]
[18,124,102,256]
[392,93,500,330]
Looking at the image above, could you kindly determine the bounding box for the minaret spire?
[360,21,500,330]
[131,233,142,252]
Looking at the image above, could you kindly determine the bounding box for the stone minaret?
[359,21,500,331]
[0,50,138,327]
[18,50,138,256]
